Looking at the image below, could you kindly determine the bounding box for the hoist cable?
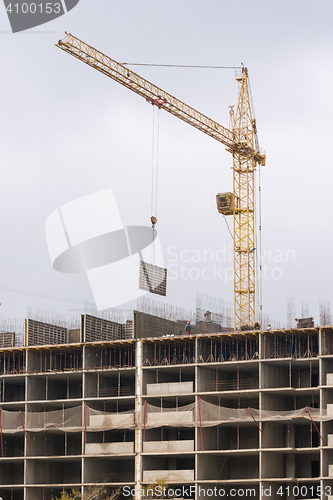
[249,76,263,325]
[223,215,234,240]
[150,107,161,265]
[155,108,160,219]
[123,63,242,69]
[151,107,156,217]
[258,164,263,327]
[150,108,156,264]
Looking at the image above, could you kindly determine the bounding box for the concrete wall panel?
[89,413,134,428]
[85,442,134,455]
[143,440,194,453]
[147,381,193,395]
[143,469,194,482]
[147,411,193,426]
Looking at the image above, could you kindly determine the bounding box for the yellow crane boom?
[56,32,265,330]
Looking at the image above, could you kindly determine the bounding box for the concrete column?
[259,356,262,499]
[286,454,295,478]
[24,401,27,498]
[135,340,142,500]
[259,332,262,360]
[286,423,295,448]
[82,346,86,486]
[319,336,323,386]
[26,350,32,373]
[194,349,198,500]
[320,384,323,478]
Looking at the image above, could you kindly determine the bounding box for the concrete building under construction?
[0,308,333,500]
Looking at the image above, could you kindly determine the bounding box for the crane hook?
[150,216,157,228]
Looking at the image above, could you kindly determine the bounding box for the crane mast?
[233,69,256,328]
[56,33,265,330]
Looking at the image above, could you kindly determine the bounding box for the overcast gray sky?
[0,0,332,327]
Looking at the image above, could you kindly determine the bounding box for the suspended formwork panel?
[139,261,167,296]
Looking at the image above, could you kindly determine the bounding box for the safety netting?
[0,401,331,434]
[0,406,136,433]
[143,400,333,428]
[87,406,135,431]
[1,409,23,433]
[26,406,82,432]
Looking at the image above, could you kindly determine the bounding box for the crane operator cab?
[216,192,235,216]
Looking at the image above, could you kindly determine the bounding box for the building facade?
[0,315,332,500]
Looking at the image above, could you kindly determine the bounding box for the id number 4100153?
[5,3,61,14]
[276,485,331,497]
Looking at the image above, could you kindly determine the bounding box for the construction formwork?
[82,315,125,343]
[0,332,15,349]
[24,314,136,349]
[25,319,68,346]
[139,262,167,297]
[134,311,186,339]
[0,324,333,499]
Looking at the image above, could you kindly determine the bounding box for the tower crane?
[56,33,266,331]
